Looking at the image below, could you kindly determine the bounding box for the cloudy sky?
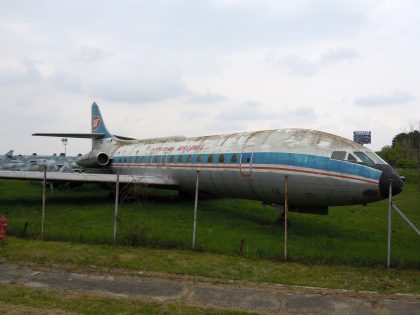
[0,0,419,155]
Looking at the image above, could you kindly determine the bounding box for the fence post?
[192,171,199,250]
[284,175,288,261]
[114,170,120,244]
[41,166,47,241]
[391,204,420,236]
[387,179,392,269]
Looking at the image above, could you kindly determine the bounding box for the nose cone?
[376,164,404,198]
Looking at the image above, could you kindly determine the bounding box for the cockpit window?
[331,151,346,160]
[354,151,374,164]
[347,153,357,163]
[365,151,386,164]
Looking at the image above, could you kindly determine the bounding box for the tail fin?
[33,102,138,150]
[4,150,13,159]
[91,102,112,139]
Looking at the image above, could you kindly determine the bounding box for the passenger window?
[187,155,192,163]
[208,154,214,163]
[331,151,346,160]
[231,154,238,163]
[170,155,174,163]
[241,153,252,163]
[197,155,202,163]
[162,156,166,163]
[347,153,357,163]
[178,155,183,163]
[219,154,225,163]
[153,156,158,163]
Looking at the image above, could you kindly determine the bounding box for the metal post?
[387,179,392,269]
[392,204,420,236]
[284,175,288,261]
[41,166,46,241]
[192,171,199,250]
[114,171,120,244]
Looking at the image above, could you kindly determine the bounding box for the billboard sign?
[353,131,371,144]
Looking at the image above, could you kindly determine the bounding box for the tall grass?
[0,168,419,268]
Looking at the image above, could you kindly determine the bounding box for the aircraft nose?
[377,165,404,198]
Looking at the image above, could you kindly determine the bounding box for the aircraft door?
[240,145,254,176]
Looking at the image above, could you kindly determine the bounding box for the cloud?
[0,59,42,85]
[291,106,318,123]
[354,91,415,106]
[272,47,358,77]
[277,55,319,76]
[78,45,113,63]
[187,91,227,104]
[218,101,279,121]
[89,74,187,104]
[181,111,206,119]
[321,47,358,63]
[49,70,83,93]
[217,101,318,124]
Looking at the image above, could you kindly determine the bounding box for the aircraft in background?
[0,151,82,172]
[0,150,14,164]
[0,150,29,171]
[0,102,404,217]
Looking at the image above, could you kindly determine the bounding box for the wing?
[0,170,178,186]
[33,133,136,141]
[32,133,105,139]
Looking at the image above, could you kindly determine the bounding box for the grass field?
[2,237,419,294]
[0,284,250,315]
[0,169,419,268]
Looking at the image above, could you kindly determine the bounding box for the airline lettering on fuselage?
[92,116,101,131]
[177,144,205,152]
[149,144,205,154]
[150,146,175,154]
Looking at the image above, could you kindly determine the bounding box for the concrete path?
[1,264,419,314]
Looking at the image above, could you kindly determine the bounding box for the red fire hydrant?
[0,216,8,241]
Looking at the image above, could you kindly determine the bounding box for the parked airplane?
[0,150,29,171]
[0,151,83,172]
[0,102,404,216]
[0,150,13,164]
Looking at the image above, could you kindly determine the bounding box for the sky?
[0,0,419,155]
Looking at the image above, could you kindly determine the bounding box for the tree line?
[377,126,420,168]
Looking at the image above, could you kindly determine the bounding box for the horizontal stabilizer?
[33,133,105,139]
[114,135,137,141]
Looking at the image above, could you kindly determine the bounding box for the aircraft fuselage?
[103,128,403,208]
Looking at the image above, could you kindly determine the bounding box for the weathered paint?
[18,103,403,209]
[99,128,387,206]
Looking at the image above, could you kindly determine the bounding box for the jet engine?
[77,150,111,168]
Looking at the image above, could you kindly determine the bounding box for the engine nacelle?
[77,151,111,168]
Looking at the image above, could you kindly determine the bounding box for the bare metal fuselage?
[106,129,385,207]
[25,103,403,209]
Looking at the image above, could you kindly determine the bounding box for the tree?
[377,124,420,168]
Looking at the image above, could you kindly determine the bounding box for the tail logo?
[92,116,101,131]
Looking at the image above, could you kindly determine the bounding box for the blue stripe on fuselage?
[253,152,381,180]
[112,152,382,181]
